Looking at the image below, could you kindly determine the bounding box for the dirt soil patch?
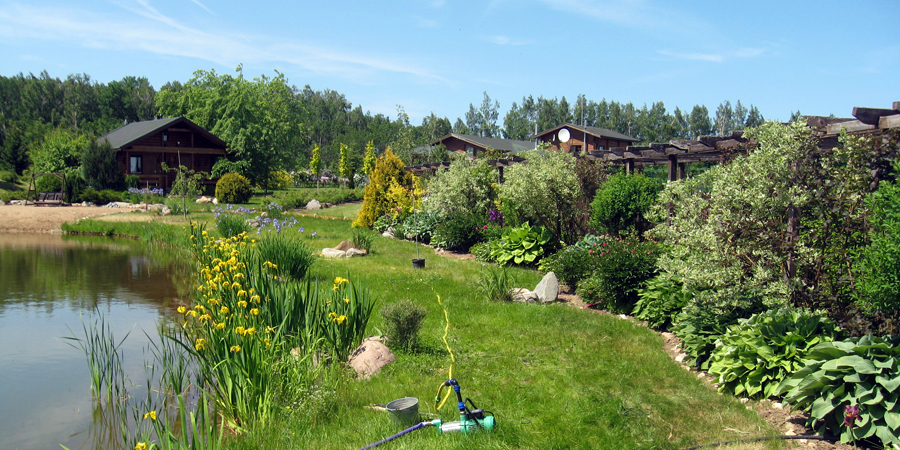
[0,204,131,233]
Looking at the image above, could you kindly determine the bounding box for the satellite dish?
[558,128,570,142]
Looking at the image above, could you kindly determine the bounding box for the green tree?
[354,149,418,228]
[29,127,89,173]
[156,66,303,191]
[80,138,122,190]
[422,158,496,218]
[362,140,376,177]
[590,173,663,236]
[310,143,322,193]
[339,142,352,188]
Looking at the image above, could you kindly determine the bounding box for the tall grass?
[254,234,315,281]
[63,310,130,399]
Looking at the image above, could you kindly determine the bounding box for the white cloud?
[537,0,702,30]
[0,3,448,84]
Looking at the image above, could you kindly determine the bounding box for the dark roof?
[431,133,536,154]
[535,123,639,142]
[98,116,227,149]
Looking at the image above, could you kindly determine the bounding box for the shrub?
[708,307,842,399]
[575,235,659,313]
[255,235,314,281]
[590,172,663,236]
[478,265,516,302]
[671,291,765,369]
[776,335,900,446]
[431,212,485,252]
[422,158,496,218]
[538,234,613,287]
[275,188,364,209]
[489,222,553,266]
[380,300,427,352]
[497,149,582,243]
[856,159,900,313]
[78,188,123,205]
[632,274,694,330]
[215,173,252,204]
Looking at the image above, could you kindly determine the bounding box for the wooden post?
[625,159,634,175]
[668,155,678,182]
[678,162,687,180]
[498,166,504,184]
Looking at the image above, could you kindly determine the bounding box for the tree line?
[0,68,767,189]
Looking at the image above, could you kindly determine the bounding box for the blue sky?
[0,0,897,125]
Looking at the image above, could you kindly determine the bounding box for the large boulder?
[534,272,559,303]
[348,337,395,379]
[322,248,347,258]
[305,199,322,210]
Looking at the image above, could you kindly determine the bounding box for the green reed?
[63,309,131,399]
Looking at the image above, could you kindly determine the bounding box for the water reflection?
[0,234,190,450]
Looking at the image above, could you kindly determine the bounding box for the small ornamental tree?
[310,144,322,193]
[81,139,124,190]
[363,140,376,177]
[353,149,420,228]
[339,143,352,188]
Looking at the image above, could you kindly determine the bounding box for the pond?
[0,234,190,450]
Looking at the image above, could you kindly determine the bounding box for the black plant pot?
[412,258,425,269]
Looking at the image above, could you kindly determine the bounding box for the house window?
[571,145,582,154]
[130,156,143,174]
[466,145,474,158]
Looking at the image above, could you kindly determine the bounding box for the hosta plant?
[776,335,900,446]
[489,222,553,266]
[707,307,842,398]
[632,274,694,330]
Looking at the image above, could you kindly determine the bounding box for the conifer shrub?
[353,149,420,228]
[215,173,252,204]
[590,172,663,236]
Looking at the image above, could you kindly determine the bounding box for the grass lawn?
[64,211,784,450]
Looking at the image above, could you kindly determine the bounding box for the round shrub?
[215,173,252,204]
[632,274,694,330]
[590,172,662,236]
[575,235,659,313]
[707,307,842,399]
[431,212,485,252]
[0,170,18,183]
[539,234,611,287]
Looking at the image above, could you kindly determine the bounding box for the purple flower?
[311,232,317,237]
[299,227,305,233]
[844,405,860,428]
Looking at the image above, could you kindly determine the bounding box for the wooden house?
[429,133,535,159]
[534,124,639,154]
[99,116,228,191]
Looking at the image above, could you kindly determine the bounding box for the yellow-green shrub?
[353,149,421,228]
[216,172,252,204]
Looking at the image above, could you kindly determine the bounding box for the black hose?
[357,422,428,450]
[679,434,839,450]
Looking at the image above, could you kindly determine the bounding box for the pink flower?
[483,225,488,230]
[589,250,593,254]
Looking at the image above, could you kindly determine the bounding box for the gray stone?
[10,200,25,205]
[348,337,395,379]
[106,202,131,208]
[305,199,322,210]
[382,227,395,238]
[322,248,347,258]
[161,206,172,216]
[509,288,539,303]
[533,271,559,303]
[195,196,213,204]
[212,197,219,205]
[260,211,269,218]
[247,219,260,228]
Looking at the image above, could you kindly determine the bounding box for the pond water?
[0,234,190,450]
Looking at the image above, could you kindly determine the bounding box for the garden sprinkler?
[356,378,495,450]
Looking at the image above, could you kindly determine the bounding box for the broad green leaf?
[878,374,900,393]
[885,411,900,431]
[821,355,879,374]
[810,396,836,419]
